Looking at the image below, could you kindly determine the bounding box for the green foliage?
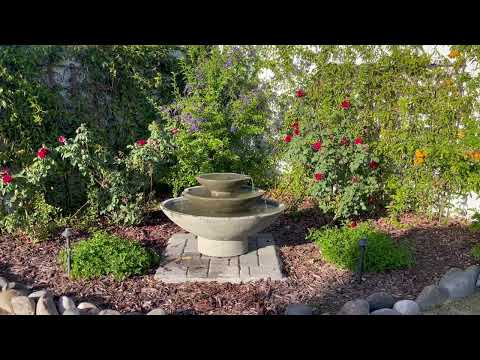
[263,45,480,218]
[307,222,414,272]
[59,231,159,280]
[281,101,382,220]
[471,244,480,261]
[161,46,275,195]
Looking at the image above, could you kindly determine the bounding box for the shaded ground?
[423,292,480,315]
[1,200,479,315]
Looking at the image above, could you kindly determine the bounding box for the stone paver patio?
[154,232,285,283]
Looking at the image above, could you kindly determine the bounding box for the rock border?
[335,264,480,315]
[0,277,167,316]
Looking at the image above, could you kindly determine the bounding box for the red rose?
[341,99,351,109]
[314,172,325,181]
[136,139,147,146]
[340,137,350,146]
[58,135,66,145]
[295,89,305,97]
[349,221,358,228]
[354,136,363,145]
[2,174,13,185]
[171,128,179,135]
[284,134,293,143]
[293,127,300,136]
[37,147,49,159]
[311,141,322,152]
[369,160,379,170]
[292,121,299,129]
[0,167,9,176]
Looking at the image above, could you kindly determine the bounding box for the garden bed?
[0,201,478,315]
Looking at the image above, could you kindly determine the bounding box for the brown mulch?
[1,202,479,315]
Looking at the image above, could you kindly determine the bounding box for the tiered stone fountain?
[161,172,284,257]
[156,173,285,283]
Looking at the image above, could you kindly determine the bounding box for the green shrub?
[471,244,480,261]
[59,231,159,280]
[307,222,414,272]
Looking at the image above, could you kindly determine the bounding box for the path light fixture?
[61,227,73,277]
[357,237,367,284]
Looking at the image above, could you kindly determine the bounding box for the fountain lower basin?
[160,197,285,257]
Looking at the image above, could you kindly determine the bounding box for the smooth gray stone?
[366,292,395,311]
[285,303,314,315]
[36,295,59,315]
[63,308,81,315]
[439,270,476,299]
[98,309,121,315]
[11,296,36,315]
[444,268,463,276]
[57,296,76,314]
[370,308,401,315]
[77,302,100,315]
[465,265,480,285]
[0,276,8,290]
[338,299,370,315]
[393,300,421,315]
[147,308,167,315]
[28,290,51,299]
[416,285,449,311]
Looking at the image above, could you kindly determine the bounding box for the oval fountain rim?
[160,197,286,219]
[196,172,251,183]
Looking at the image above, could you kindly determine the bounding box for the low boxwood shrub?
[307,222,414,272]
[59,231,159,280]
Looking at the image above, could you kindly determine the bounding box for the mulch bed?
[1,200,479,315]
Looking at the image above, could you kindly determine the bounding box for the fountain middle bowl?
[182,186,265,213]
[160,197,285,257]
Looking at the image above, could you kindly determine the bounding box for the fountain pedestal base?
[197,236,248,257]
[154,232,285,283]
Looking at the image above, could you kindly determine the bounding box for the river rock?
[98,309,121,315]
[366,292,395,311]
[11,296,36,315]
[57,296,76,314]
[416,285,449,311]
[370,308,401,315]
[465,265,480,285]
[77,302,100,315]
[439,270,476,299]
[0,276,8,290]
[393,300,421,315]
[285,303,314,315]
[444,267,463,276]
[338,299,370,315]
[0,289,23,313]
[63,308,81,315]
[6,282,31,291]
[28,289,51,299]
[147,308,167,315]
[36,295,59,315]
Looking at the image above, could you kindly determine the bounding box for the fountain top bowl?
[196,172,251,197]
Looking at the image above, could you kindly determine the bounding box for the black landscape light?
[61,227,73,277]
[357,237,367,283]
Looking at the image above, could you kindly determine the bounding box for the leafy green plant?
[307,222,414,272]
[161,45,275,195]
[59,231,159,280]
[471,244,480,261]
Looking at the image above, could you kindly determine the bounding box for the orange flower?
[466,150,480,161]
[448,49,461,59]
[414,149,427,165]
